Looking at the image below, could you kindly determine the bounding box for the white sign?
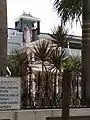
[0,77,20,110]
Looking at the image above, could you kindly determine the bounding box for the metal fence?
[20,69,86,109]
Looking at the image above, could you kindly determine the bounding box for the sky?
[7,0,82,36]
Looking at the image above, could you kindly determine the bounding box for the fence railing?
[20,71,87,109]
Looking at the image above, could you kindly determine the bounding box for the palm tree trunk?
[53,70,57,105]
[58,47,64,93]
[82,0,90,105]
[0,0,7,76]
[76,75,79,98]
[42,61,44,74]
[62,69,70,120]
[29,67,32,107]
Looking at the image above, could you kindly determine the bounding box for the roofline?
[40,32,82,38]
[7,28,82,41]
[40,32,82,41]
[8,28,22,32]
[15,16,40,22]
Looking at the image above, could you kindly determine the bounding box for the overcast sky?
[7,0,82,36]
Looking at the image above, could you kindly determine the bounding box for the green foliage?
[50,26,69,48]
[7,51,29,77]
[49,25,70,73]
[63,55,81,80]
[33,40,53,63]
[53,0,82,24]
[32,40,53,72]
[48,48,67,71]
[7,26,82,108]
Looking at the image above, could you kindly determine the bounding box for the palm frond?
[63,55,81,78]
[48,48,67,71]
[53,0,82,24]
[7,51,30,77]
[49,26,71,48]
[33,40,53,63]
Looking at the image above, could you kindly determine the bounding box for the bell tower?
[15,12,40,42]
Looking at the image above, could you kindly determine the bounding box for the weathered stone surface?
[47,116,90,120]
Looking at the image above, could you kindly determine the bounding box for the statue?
[23,24,33,43]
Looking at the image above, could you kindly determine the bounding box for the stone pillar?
[82,0,90,104]
[0,0,7,76]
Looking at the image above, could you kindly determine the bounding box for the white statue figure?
[23,24,32,43]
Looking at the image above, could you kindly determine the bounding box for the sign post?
[0,77,20,110]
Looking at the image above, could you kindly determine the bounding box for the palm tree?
[53,0,90,105]
[63,55,81,106]
[7,51,31,108]
[48,48,67,96]
[49,25,70,73]
[49,26,71,94]
[33,40,53,73]
[62,69,71,120]
[53,0,82,24]
[7,51,29,77]
[0,0,7,76]
[50,26,69,49]
[48,48,66,72]
[49,25,72,70]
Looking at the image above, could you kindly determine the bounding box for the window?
[69,43,81,49]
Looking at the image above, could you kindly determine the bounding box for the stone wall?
[47,116,90,120]
[0,108,90,120]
